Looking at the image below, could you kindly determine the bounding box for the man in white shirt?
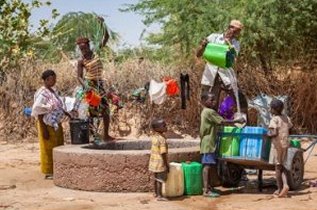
[196,20,243,107]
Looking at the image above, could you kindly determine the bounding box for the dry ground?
[1,140,317,210]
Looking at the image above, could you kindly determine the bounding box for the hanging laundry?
[180,73,190,109]
[163,77,180,96]
[107,92,124,110]
[131,82,150,103]
[149,80,167,105]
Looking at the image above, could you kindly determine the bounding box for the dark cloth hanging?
[180,73,190,109]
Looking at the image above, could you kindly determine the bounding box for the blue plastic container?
[23,107,32,117]
[239,126,270,161]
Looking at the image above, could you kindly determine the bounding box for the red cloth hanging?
[163,77,180,96]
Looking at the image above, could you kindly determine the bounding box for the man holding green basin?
[196,20,243,108]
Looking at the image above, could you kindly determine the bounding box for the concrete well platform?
[53,139,200,192]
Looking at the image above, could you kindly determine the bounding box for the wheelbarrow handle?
[289,135,317,152]
[289,134,317,139]
[301,139,317,152]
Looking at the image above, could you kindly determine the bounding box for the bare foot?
[157,196,168,201]
[273,190,280,196]
[278,186,289,198]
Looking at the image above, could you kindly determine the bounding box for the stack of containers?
[162,162,184,197]
[239,126,270,161]
[181,162,203,195]
[219,126,242,157]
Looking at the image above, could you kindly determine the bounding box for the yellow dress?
[37,122,64,175]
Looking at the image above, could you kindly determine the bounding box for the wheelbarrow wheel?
[219,161,243,187]
[286,150,304,190]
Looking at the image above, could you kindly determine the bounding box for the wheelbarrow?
[215,133,317,191]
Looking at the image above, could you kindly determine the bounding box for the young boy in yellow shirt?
[148,118,169,201]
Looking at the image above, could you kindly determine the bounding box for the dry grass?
[287,72,317,133]
[0,56,317,141]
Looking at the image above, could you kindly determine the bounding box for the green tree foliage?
[122,0,225,59]
[0,0,55,75]
[240,0,317,72]
[0,0,60,84]
[122,0,317,68]
[114,46,174,64]
[42,12,119,60]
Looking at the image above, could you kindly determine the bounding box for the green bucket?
[203,43,236,68]
[290,139,301,148]
[219,126,242,157]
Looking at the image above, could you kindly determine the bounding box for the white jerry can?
[162,162,184,197]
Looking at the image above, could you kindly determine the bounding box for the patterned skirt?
[85,79,110,117]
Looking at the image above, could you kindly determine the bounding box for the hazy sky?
[28,0,160,47]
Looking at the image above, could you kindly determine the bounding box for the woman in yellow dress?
[31,70,65,179]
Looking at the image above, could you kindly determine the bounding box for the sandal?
[45,174,53,180]
[203,191,220,198]
[156,196,168,201]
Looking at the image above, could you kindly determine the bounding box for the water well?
[53,139,200,192]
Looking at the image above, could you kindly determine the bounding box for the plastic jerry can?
[203,43,236,68]
[219,126,242,157]
[162,162,184,197]
[182,162,203,195]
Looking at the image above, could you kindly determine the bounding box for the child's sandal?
[203,191,220,198]
[156,196,168,201]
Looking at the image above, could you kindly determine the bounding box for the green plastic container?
[181,162,203,195]
[219,126,242,157]
[203,43,236,68]
[290,139,301,148]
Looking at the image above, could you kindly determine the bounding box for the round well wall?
[53,139,200,192]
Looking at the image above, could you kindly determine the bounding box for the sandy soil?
[1,140,317,210]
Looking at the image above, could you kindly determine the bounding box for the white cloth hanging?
[149,80,167,105]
